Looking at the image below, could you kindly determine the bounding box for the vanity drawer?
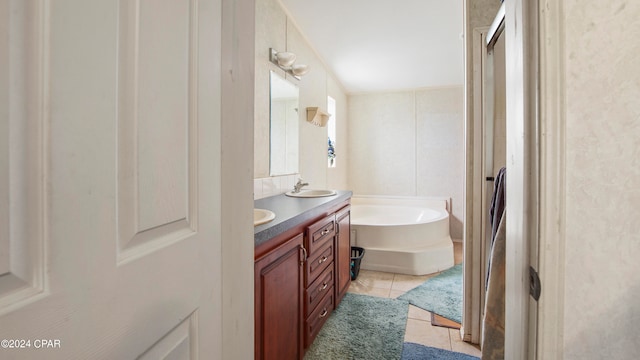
[305,265,334,317]
[305,242,334,286]
[304,286,334,348]
[306,215,335,255]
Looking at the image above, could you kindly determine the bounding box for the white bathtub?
[351,195,454,275]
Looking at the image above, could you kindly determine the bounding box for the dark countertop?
[254,190,352,247]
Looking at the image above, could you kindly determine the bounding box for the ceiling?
[278,0,464,94]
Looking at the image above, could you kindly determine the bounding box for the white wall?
[254,0,285,180]
[253,0,349,198]
[348,86,465,239]
[562,0,640,357]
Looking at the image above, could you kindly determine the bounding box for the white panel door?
[0,0,223,359]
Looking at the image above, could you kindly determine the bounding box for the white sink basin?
[254,208,276,226]
[285,189,338,198]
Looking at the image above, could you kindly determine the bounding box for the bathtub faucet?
[293,179,309,193]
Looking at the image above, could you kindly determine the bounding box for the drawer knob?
[318,256,328,264]
[321,228,330,236]
[318,282,328,292]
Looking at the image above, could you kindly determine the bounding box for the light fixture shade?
[291,64,309,77]
[275,52,296,67]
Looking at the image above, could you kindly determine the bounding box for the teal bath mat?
[305,293,409,360]
[397,263,463,323]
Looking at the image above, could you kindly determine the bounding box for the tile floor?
[346,241,481,357]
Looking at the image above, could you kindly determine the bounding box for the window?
[327,96,336,168]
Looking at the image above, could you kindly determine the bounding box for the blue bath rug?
[304,293,409,360]
[401,342,479,360]
[397,263,463,323]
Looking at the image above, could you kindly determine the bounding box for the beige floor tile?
[449,328,481,357]
[404,318,451,349]
[389,289,405,298]
[351,269,394,290]
[391,273,434,292]
[407,305,431,322]
[347,282,391,298]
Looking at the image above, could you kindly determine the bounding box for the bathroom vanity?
[254,191,352,360]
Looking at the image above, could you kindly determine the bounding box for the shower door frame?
[464,1,542,357]
[465,3,506,343]
[464,25,491,346]
[465,14,507,346]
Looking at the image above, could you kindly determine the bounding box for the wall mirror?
[270,71,299,176]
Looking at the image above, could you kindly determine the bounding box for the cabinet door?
[255,233,304,360]
[335,206,351,305]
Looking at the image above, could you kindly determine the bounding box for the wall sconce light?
[270,48,310,79]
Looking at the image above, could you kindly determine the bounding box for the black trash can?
[350,247,365,280]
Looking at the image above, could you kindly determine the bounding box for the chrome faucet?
[293,178,309,193]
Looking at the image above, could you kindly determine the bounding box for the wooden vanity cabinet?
[335,206,351,305]
[303,214,336,347]
[255,233,304,360]
[254,198,351,360]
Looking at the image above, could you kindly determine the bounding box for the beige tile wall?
[347,86,465,238]
[253,174,298,199]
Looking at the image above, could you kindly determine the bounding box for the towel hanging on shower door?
[489,167,506,249]
[486,167,506,289]
[482,167,506,359]
[481,212,506,359]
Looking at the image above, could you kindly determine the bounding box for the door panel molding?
[0,0,49,315]
[0,1,229,358]
[138,310,198,360]
[117,0,200,264]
